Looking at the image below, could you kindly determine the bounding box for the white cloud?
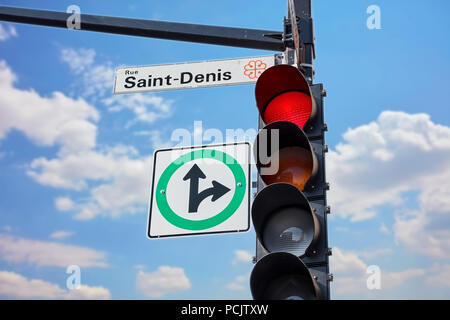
[29,147,152,220]
[28,147,137,190]
[103,93,173,126]
[0,51,173,221]
[84,64,115,99]
[357,248,393,260]
[0,270,65,299]
[12,49,165,222]
[0,24,17,42]
[426,265,450,288]
[379,223,390,234]
[232,250,253,265]
[0,270,110,299]
[226,275,248,291]
[0,234,108,268]
[134,130,173,150]
[226,283,245,291]
[328,111,450,221]
[77,155,151,220]
[60,48,173,124]
[328,111,450,258]
[0,60,99,154]
[55,197,75,211]
[382,269,426,290]
[49,231,75,240]
[136,266,191,298]
[394,210,450,259]
[331,247,367,275]
[61,48,114,99]
[330,247,425,296]
[65,285,111,300]
[61,48,96,74]
[0,50,167,221]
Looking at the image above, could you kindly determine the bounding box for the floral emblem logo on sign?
[243,60,268,79]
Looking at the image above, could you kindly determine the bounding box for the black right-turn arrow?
[183,164,231,213]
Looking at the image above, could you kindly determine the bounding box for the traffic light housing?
[251,64,330,300]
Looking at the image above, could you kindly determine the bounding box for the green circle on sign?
[156,149,246,230]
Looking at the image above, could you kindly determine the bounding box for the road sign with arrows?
[147,143,251,238]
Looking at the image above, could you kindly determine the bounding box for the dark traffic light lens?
[264,274,317,300]
[262,205,314,257]
[262,146,313,191]
[263,91,312,129]
[250,252,321,300]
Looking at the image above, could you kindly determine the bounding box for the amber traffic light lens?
[262,146,313,191]
[263,91,312,130]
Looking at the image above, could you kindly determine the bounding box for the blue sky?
[0,0,449,299]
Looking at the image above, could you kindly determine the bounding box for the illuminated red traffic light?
[263,91,312,130]
[255,65,316,130]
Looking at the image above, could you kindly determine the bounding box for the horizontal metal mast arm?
[0,6,284,51]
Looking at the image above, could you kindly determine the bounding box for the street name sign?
[147,142,251,238]
[114,55,275,94]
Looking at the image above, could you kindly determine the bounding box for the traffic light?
[250,64,330,300]
[255,64,316,132]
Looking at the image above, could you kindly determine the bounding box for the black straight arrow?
[183,164,231,213]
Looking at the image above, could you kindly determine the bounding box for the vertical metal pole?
[293,0,315,82]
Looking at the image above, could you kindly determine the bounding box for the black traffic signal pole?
[292,0,315,81]
[0,6,284,51]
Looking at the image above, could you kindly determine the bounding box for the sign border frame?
[147,141,251,239]
[114,55,276,95]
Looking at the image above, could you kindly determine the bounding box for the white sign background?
[115,55,275,94]
[147,143,251,238]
